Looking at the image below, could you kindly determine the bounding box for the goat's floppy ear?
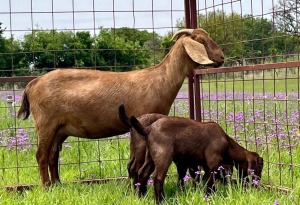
[183,38,214,65]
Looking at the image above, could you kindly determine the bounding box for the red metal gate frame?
[193,61,300,121]
[185,0,198,120]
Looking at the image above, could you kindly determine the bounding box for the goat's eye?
[191,34,197,39]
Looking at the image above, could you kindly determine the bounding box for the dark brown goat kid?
[126,113,263,204]
[17,28,224,186]
[119,105,201,195]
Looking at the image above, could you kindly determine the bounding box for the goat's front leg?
[189,165,201,187]
[203,155,223,195]
[202,170,216,195]
[175,162,188,188]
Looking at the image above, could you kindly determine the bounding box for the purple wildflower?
[135,182,141,187]
[252,179,260,186]
[195,170,201,175]
[183,175,191,182]
[273,200,279,205]
[147,179,154,185]
[218,166,224,171]
[235,112,244,121]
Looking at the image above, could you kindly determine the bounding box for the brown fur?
[118,105,200,194]
[129,115,263,204]
[17,28,224,186]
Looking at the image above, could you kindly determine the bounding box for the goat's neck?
[154,41,195,94]
[227,135,248,162]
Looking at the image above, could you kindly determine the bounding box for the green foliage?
[94,27,153,71]
[274,0,300,35]
[0,22,25,77]
[0,22,5,71]
[161,33,174,55]
[176,10,299,66]
[22,30,86,69]
[18,27,157,73]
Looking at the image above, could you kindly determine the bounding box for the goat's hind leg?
[137,156,155,197]
[152,157,172,204]
[49,133,68,185]
[36,127,56,187]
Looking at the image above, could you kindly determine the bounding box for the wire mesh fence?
[194,64,300,190]
[0,0,299,191]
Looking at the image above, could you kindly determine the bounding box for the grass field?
[0,71,299,204]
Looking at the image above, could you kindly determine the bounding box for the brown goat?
[128,115,263,204]
[17,28,224,186]
[118,105,200,194]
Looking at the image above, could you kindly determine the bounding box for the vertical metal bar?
[184,0,191,28]
[194,74,201,121]
[185,0,197,120]
[190,0,197,28]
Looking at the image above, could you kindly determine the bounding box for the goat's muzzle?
[212,54,225,68]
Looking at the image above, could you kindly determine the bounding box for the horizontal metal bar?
[5,177,128,192]
[0,76,37,83]
[194,61,300,75]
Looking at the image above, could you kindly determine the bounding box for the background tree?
[0,22,8,76]
[0,23,25,76]
[95,27,154,71]
[21,27,157,72]
[242,15,274,64]
[274,0,300,35]
[176,10,298,65]
[22,30,76,70]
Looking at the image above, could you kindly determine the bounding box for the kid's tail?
[129,116,149,140]
[118,104,131,127]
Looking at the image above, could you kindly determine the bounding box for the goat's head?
[237,152,264,186]
[172,28,224,68]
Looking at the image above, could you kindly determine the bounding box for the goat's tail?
[118,104,131,127]
[129,116,150,140]
[17,90,30,120]
[118,104,150,139]
[17,78,39,120]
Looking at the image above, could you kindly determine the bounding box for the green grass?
[0,178,299,205]
[0,71,299,204]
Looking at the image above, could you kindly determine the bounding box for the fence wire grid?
[0,0,299,192]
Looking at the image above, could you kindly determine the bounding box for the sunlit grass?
[0,178,299,205]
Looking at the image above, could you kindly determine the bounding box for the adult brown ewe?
[17,28,224,186]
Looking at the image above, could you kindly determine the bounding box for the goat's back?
[22,69,174,139]
[145,117,229,157]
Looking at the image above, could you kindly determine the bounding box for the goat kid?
[119,105,201,195]
[17,28,224,186]
[128,114,263,204]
